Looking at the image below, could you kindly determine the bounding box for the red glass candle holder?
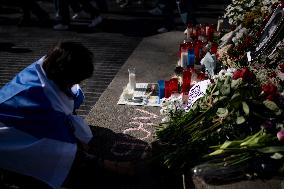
[180,42,193,52]
[165,80,171,98]
[169,78,179,94]
[182,69,192,93]
[194,40,203,64]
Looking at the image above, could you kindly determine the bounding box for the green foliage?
[155,69,284,175]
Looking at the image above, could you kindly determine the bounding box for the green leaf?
[276,110,283,116]
[257,146,284,153]
[219,96,228,102]
[209,141,243,156]
[216,108,229,118]
[242,101,249,115]
[213,98,219,104]
[220,140,242,149]
[263,100,280,112]
[220,84,231,96]
[224,76,231,85]
[220,141,233,149]
[271,153,283,160]
[240,131,262,147]
[231,92,240,100]
[213,91,220,96]
[236,116,245,124]
[231,78,242,90]
[209,149,224,156]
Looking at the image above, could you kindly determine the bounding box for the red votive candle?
[194,40,203,64]
[165,80,171,98]
[182,69,192,93]
[170,78,179,94]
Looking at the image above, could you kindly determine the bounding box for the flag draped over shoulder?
[0,57,93,189]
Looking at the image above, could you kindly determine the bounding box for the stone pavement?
[86,31,184,142]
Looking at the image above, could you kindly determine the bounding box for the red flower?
[197,72,206,81]
[266,95,274,101]
[261,83,278,100]
[233,70,242,80]
[279,63,284,73]
[232,67,255,82]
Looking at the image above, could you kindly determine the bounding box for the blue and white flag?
[0,57,93,188]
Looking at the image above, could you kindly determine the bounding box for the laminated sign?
[186,80,210,110]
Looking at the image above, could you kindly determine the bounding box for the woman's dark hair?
[43,41,94,91]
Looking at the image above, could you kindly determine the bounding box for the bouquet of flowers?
[224,0,258,26]
[160,94,185,123]
[224,0,278,26]
[155,67,284,179]
[155,0,284,183]
[218,0,282,67]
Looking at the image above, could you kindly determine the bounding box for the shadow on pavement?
[65,126,182,189]
[0,126,182,189]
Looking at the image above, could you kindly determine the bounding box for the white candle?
[128,68,136,92]
[180,52,188,68]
